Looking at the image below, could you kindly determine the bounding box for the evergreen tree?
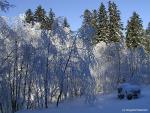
[48,8,55,24]
[79,9,96,52]
[81,9,95,43]
[82,9,92,25]
[63,17,70,28]
[34,5,46,23]
[143,36,150,54]
[25,9,34,24]
[108,1,123,43]
[126,12,143,49]
[34,6,54,30]
[40,16,52,30]
[40,8,55,30]
[146,22,150,36]
[143,22,150,53]
[108,1,123,84]
[126,12,144,78]
[95,3,109,44]
[91,9,98,29]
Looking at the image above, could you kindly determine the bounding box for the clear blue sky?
[1,0,150,31]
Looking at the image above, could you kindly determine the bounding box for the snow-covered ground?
[17,86,150,113]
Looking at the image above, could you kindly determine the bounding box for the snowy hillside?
[17,86,150,113]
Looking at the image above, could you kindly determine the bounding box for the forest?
[0,0,150,113]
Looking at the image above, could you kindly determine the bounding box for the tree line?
[25,5,70,29]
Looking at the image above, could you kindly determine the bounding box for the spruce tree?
[42,8,55,30]
[83,9,92,25]
[126,12,143,49]
[25,9,34,24]
[108,1,123,83]
[40,16,52,30]
[63,17,70,28]
[143,22,150,53]
[144,35,150,54]
[126,12,143,78]
[80,9,95,47]
[146,22,150,36]
[48,8,55,24]
[34,5,46,23]
[34,6,53,30]
[91,9,98,29]
[95,3,109,44]
[108,1,123,43]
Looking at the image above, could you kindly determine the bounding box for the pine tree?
[48,8,55,24]
[40,16,51,30]
[81,9,95,44]
[34,6,54,30]
[40,8,55,30]
[143,22,150,53]
[63,17,70,28]
[108,1,123,84]
[146,22,150,36]
[108,1,123,43]
[95,3,109,44]
[25,9,34,24]
[34,5,46,23]
[126,12,144,78]
[126,12,143,49]
[82,9,92,25]
[91,9,98,29]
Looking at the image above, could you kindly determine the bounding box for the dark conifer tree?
[108,1,123,43]
[83,9,92,25]
[41,8,55,30]
[81,9,95,43]
[40,16,51,30]
[146,22,150,36]
[126,12,144,78]
[63,17,70,28]
[34,5,46,23]
[126,12,143,49]
[108,1,123,83]
[142,22,150,53]
[48,8,55,24]
[25,9,34,24]
[91,9,98,29]
[95,3,109,44]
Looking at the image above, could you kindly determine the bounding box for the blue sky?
[1,0,150,30]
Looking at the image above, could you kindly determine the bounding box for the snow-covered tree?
[25,9,34,24]
[63,17,70,28]
[95,3,109,44]
[126,12,144,80]
[126,12,143,49]
[108,1,123,43]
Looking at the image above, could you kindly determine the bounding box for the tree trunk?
[44,56,48,108]
[27,77,32,109]
[56,32,77,107]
